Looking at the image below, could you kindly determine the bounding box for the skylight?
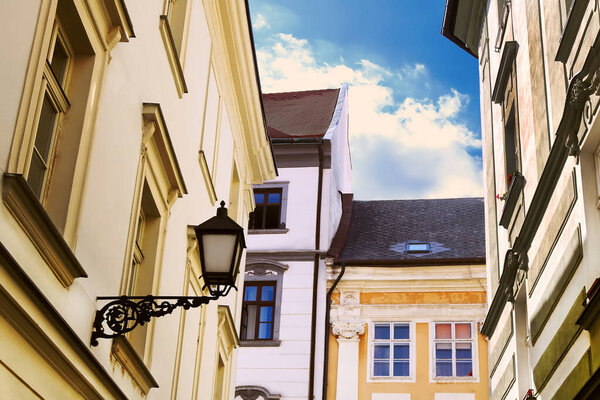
[405,242,430,253]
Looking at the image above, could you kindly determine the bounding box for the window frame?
[26,19,73,203]
[240,261,288,346]
[431,322,477,381]
[248,182,289,233]
[368,321,415,382]
[240,281,277,341]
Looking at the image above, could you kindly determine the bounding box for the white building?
[235,86,352,400]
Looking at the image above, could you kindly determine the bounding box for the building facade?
[443,0,600,398]
[325,198,489,400]
[0,0,275,399]
[235,86,352,400]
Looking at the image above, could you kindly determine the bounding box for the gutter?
[308,144,324,399]
[481,35,600,337]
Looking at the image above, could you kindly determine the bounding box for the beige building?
[0,0,275,399]
[443,0,600,399]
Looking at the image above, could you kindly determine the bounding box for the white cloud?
[256,33,482,200]
[252,13,270,30]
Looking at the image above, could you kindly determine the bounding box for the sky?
[248,0,483,200]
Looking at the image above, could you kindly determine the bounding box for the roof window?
[405,242,430,254]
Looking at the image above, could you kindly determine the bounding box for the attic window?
[406,243,430,254]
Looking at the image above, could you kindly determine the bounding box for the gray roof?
[337,198,485,265]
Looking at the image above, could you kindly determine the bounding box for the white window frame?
[368,321,415,382]
[430,322,478,382]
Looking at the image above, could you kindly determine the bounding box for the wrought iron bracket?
[91,295,218,346]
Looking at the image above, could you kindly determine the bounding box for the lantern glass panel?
[202,233,236,273]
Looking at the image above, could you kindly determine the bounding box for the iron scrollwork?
[91,295,217,346]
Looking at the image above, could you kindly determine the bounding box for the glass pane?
[373,361,389,376]
[394,324,409,339]
[201,234,236,273]
[374,324,390,340]
[456,361,473,376]
[35,94,58,161]
[406,243,428,252]
[258,322,272,339]
[436,361,452,377]
[394,344,409,360]
[456,343,472,359]
[51,38,68,85]
[455,323,471,339]
[267,192,281,203]
[244,286,257,301]
[259,306,272,323]
[435,323,452,339]
[27,153,46,199]
[393,361,409,377]
[373,344,390,360]
[261,285,274,301]
[435,343,452,360]
[243,305,257,339]
[254,193,265,204]
[265,206,280,229]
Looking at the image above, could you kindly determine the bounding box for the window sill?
[248,229,289,235]
[239,340,281,347]
[433,376,477,383]
[111,336,158,394]
[2,173,87,287]
[159,16,187,97]
[499,172,526,229]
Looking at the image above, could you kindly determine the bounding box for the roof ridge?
[263,87,340,96]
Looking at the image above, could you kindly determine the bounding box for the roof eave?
[441,0,482,59]
[334,257,486,267]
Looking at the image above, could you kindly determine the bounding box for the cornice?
[201,0,276,184]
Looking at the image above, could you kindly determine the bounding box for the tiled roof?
[337,198,485,265]
[263,88,340,139]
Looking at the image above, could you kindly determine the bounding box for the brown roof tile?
[263,88,340,139]
[337,198,485,265]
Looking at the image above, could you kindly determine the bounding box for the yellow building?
[0,0,275,398]
[324,198,489,400]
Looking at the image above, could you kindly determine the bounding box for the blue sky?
[249,0,482,200]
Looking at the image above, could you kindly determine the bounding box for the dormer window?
[406,242,430,254]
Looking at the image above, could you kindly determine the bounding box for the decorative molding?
[246,250,326,262]
[331,320,365,339]
[499,172,526,229]
[199,150,217,205]
[103,0,136,42]
[556,0,591,63]
[531,225,583,343]
[142,103,187,198]
[111,336,158,394]
[2,173,87,287]
[158,16,188,97]
[235,385,281,400]
[217,305,239,352]
[492,41,518,103]
[248,228,289,235]
[0,241,127,399]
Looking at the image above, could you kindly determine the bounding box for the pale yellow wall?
[328,289,489,400]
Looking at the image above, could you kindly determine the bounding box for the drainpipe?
[322,262,345,400]
[308,143,324,399]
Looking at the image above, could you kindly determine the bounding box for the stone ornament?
[331,320,365,339]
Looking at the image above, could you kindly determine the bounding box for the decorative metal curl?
[91,295,217,346]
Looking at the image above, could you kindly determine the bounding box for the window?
[249,188,283,230]
[406,242,430,254]
[27,20,72,201]
[241,281,276,340]
[434,322,474,378]
[372,323,411,378]
[241,261,287,345]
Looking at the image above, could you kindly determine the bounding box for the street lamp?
[91,201,245,346]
